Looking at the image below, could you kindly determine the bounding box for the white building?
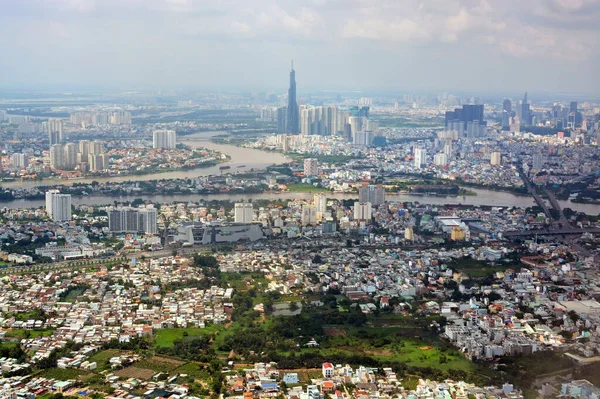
[353,202,372,221]
[491,151,501,166]
[434,153,448,166]
[314,193,327,219]
[11,153,28,170]
[234,202,254,223]
[303,158,318,177]
[414,147,427,169]
[153,129,177,149]
[301,204,317,226]
[359,184,385,206]
[49,144,65,169]
[46,190,72,221]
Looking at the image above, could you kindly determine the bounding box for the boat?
[237,165,246,168]
[219,166,231,170]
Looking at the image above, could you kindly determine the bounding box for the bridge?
[503,227,600,238]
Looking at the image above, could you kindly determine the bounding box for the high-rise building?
[434,153,448,166]
[138,207,158,234]
[108,206,157,234]
[89,141,104,155]
[358,185,385,206]
[301,204,317,226]
[47,118,64,146]
[352,130,374,146]
[532,153,544,170]
[353,202,372,222]
[286,61,299,134]
[276,106,287,133]
[445,104,485,133]
[520,92,531,125]
[64,143,79,169]
[49,144,65,169]
[490,151,501,166]
[88,154,108,172]
[45,190,71,221]
[11,153,28,170]
[502,99,512,129]
[153,130,177,149]
[299,105,339,136]
[414,147,427,169]
[303,158,318,177]
[78,140,90,162]
[314,193,327,219]
[234,202,254,223]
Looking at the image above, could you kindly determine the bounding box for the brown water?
[1,131,600,214]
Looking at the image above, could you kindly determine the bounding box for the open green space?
[154,326,225,348]
[286,183,329,193]
[5,329,55,338]
[36,367,90,380]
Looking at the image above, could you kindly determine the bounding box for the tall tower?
[286,61,299,134]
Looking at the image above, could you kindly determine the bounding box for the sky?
[0,0,599,94]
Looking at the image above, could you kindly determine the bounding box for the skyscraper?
[358,184,385,206]
[234,203,254,223]
[108,206,158,234]
[153,129,177,149]
[47,118,63,146]
[414,147,427,169]
[46,190,72,221]
[286,61,299,134]
[521,92,531,125]
[49,144,65,169]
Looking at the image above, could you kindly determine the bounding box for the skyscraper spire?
[286,62,299,134]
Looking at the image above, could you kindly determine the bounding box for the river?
[0,131,290,190]
[1,131,600,214]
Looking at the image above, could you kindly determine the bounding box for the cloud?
[0,0,598,92]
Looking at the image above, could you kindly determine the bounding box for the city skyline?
[0,0,598,93]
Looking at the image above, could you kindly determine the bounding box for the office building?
[520,92,531,126]
[153,129,177,149]
[301,204,317,226]
[286,61,299,134]
[108,206,158,234]
[138,208,158,234]
[88,154,109,172]
[303,158,318,177]
[314,193,327,219]
[502,99,512,130]
[276,106,287,133]
[532,153,544,170]
[46,190,72,221]
[490,151,502,166]
[49,144,65,169]
[300,105,339,136]
[78,140,90,162]
[414,147,427,169]
[434,153,448,166]
[234,202,254,223]
[353,202,372,222]
[46,118,64,146]
[11,153,28,170]
[359,184,385,206]
[444,104,486,133]
[64,143,79,169]
[353,130,374,146]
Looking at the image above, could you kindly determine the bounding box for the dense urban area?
[0,61,600,399]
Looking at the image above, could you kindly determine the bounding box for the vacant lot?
[323,327,347,337]
[135,356,184,372]
[154,326,223,348]
[115,366,155,380]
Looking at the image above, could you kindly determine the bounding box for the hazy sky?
[1,0,599,94]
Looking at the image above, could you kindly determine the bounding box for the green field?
[154,326,224,348]
[286,183,329,193]
[5,329,55,338]
[37,367,90,380]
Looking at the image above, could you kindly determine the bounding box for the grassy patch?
[154,326,224,348]
[172,362,211,379]
[4,329,55,339]
[37,367,90,380]
[286,183,329,193]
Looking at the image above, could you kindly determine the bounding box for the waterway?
[0,131,290,190]
[1,131,600,214]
